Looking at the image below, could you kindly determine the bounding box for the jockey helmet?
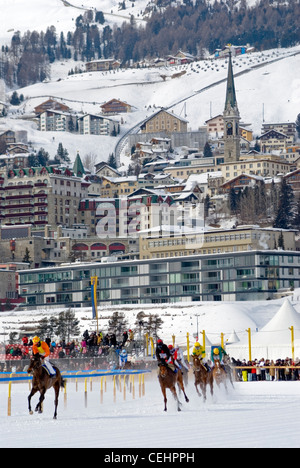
[33,336,40,344]
[168,344,173,350]
[157,339,163,345]
[194,342,200,347]
[213,348,220,355]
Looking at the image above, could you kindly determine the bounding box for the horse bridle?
[28,355,42,373]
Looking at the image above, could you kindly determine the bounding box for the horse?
[192,355,214,402]
[212,357,228,391]
[27,353,65,419]
[158,363,189,412]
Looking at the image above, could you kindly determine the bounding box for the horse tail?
[60,376,66,389]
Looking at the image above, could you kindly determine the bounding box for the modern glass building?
[18,250,300,309]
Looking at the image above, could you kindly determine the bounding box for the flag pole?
[91,276,98,334]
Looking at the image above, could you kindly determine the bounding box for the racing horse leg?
[28,385,39,415]
[177,370,189,403]
[53,380,60,419]
[160,384,168,412]
[170,384,182,412]
[36,388,46,413]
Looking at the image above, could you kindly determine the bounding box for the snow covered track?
[1,376,300,448]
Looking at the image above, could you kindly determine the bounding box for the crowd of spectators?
[231,357,300,381]
[0,329,137,372]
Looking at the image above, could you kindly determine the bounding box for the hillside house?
[262,122,296,140]
[85,59,121,72]
[167,50,195,65]
[34,99,70,115]
[258,130,293,153]
[95,162,121,178]
[140,109,188,134]
[101,99,132,115]
[220,173,264,193]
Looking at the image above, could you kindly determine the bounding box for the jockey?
[155,339,172,368]
[211,346,227,370]
[119,348,128,368]
[175,344,189,372]
[192,341,210,371]
[167,344,181,372]
[32,336,56,377]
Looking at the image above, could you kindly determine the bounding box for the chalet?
[95,162,121,178]
[101,99,132,115]
[167,50,195,66]
[213,44,253,58]
[258,130,293,153]
[262,122,296,140]
[140,109,188,134]
[34,99,70,115]
[85,59,121,72]
[284,169,300,197]
[220,173,264,193]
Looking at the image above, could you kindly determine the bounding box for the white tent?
[227,299,300,360]
[226,329,240,344]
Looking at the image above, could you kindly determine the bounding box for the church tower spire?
[223,50,240,162]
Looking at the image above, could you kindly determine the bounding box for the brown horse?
[192,355,214,402]
[158,363,189,412]
[212,357,228,391]
[27,353,65,419]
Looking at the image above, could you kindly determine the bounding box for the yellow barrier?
[3,370,149,416]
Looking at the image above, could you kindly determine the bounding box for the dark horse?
[192,355,214,402]
[27,353,65,419]
[158,363,189,411]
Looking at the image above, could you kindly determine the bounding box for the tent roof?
[260,298,300,332]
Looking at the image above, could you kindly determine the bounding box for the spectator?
[128,329,134,342]
[122,331,128,346]
[22,335,29,346]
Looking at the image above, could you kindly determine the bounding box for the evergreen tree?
[56,143,70,163]
[273,178,295,229]
[108,312,128,342]
[203,142,213,158]
[296,113,300,139]
[107,153,117,169]
[228,187,238,215]
[10,91,20,105]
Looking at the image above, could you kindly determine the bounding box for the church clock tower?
[223,50,240,163]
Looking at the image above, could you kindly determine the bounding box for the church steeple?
[225,51,237,110]
[223,49,240,163]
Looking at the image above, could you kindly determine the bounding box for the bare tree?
[82,152,98,173]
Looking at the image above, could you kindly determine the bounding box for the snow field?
[1,372,300,448]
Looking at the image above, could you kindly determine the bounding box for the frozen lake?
[0,372,300,449]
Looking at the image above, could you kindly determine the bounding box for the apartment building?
[139,226,296,260]
[18,249,300,308]
[221,156,293,180]
[0,166,89,228]
[77,114,118,135]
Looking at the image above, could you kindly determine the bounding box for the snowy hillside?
[2,44,300,167]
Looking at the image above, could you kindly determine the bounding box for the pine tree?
[296,113,300,139]
[273,178,295,229]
